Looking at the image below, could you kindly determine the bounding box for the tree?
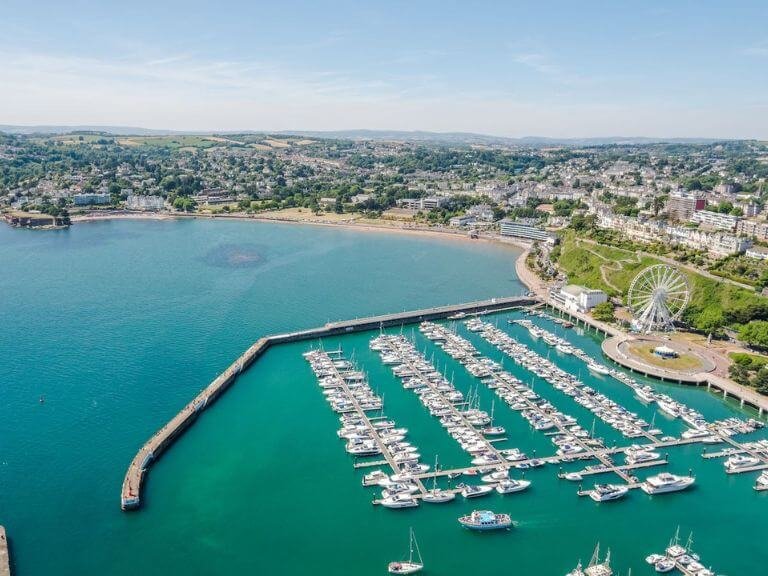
[591,301,615,323]
[738,320,768,349]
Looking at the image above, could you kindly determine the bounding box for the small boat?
[495,478,531,494]
[653,558,675,573]
[458,509,512,531]
[564,472,583,481]
[388,528,424,574]
[755,470,768,491]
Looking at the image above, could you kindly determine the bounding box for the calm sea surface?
[0,219,764,575]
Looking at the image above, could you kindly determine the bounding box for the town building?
[125,195,166,211]
[745,246,768,261]
[449,215,476,227]
[553,284,608,313]
[737,219,768,241]
[499,219,554,243]
[73,192,111,206]
[666,192,705,220]
[466,203,495,222]
[690,210,739,231]
[396,197,448,210]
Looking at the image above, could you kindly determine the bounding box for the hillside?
[553,233,768,332]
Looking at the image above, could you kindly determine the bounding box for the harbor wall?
[0,526,10,576]
[121,295,536,510]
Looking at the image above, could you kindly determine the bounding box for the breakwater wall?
[121,295,537,509]
[0,526,10,576]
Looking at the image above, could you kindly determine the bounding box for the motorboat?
[380,494,419,509]
[586,362,610,376]
[724,454,760,472]
[641,473,695,495]
[460,484,494,498]
[481,470,509,483]
[588,484,629,502]
[625,450,660,464]
[458,509,512,531]
[755,470,768,491]
[495,478,531,494]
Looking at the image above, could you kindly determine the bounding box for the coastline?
[69,210,533,251]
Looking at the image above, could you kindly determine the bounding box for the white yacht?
[460,484,494,498]
[641,473,695,495]
[380,494,419,509]
[755,470,768,491]
[657,400,680,418]
[625,450,660,464]
[724,454,760,472]
[495,478,531,494]
[586,361,610,376]
[634,386,656,404]
[588,483,629,502]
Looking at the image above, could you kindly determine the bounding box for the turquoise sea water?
[0,219,765,575]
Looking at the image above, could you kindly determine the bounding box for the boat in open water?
[458,509,512,531]
[388,528,423,574]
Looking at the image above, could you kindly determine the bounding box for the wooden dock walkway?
[0,526,10,576]
[120,295,536,510]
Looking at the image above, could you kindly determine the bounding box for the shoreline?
[69,210,533,251]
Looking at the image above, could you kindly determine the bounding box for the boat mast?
[589,543,600,567]
[411,528,423,565]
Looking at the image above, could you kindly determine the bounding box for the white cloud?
[0,50,765,138]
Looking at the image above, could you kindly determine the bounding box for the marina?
[297,311,768,513]
[118,298,768,574]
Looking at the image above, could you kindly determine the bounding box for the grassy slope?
[555,233,768,330]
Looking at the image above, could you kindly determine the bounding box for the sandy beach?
[70,208,533,252]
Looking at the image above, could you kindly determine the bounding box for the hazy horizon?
[2,1,768,139]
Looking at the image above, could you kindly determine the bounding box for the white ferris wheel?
[627,264,690,333]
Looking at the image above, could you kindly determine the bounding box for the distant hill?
[0,124,728,145]
[277,130,727,146]
[0,125,179,136]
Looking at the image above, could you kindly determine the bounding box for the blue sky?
[2,0,767,137]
